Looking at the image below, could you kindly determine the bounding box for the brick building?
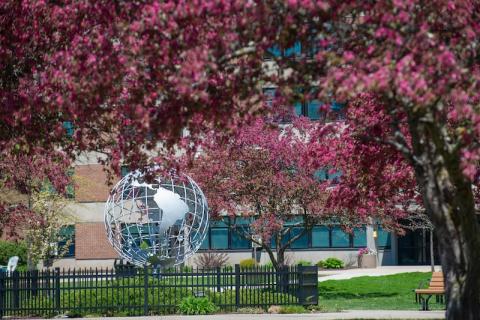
[50,42,446,270]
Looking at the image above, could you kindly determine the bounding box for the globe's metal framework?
[104,171,209,267]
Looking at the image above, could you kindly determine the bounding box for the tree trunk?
[26,194,35,271]
[430,231,435,273]
[408,115,480,320]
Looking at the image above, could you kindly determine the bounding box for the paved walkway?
[318,266,441,282]
[72,310,445,319]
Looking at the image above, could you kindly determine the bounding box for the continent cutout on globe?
[153,188,189,233]
[131,179,189,233]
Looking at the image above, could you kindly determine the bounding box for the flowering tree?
[25,190,73,269]
[189,118,328,269]
[2,1,480,317]
[0,152,71,241]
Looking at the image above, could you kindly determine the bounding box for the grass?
[318,272,445,311]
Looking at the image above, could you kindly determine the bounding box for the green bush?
[181,265,194,273]
[239,258,256,269]
[278,305,307,314]
[0,240,27,267]
[207,289,296,307]
[21,275,298,317]
[316,260,325,268]
[178,296,218,315]
[296,260,312,266]
[263,261,274,269]
[323,257,344,269]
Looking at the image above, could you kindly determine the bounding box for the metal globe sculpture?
[104,171,209,267]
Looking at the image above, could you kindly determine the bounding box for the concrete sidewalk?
[318,266,441,282]
[70,310,445,319]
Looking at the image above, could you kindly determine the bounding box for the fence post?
[297,265,304,305]
[234,264,240,308]
[297,265,318,306]
[0,272,5,319]
[143,265,149,316]
[216,267,221,292]
[12,271,19,309]
[31,270,38,297]
[280,266,289,293]
[55,268,61,314]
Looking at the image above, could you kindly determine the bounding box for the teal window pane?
[307,100,322,120]
[312,226,329,247]
[331,226,350,247]
[267,45,282,57]
[377,227,391,248]
[200,233,209,249]
[331,101,345,112]
[290,227,308,249]
[63,121,74,137]
[314,169,328,181]
[231,229,250,249]
[58,225,75,257]
[211,220,228,228]
[285,216,303,226]
[270,230,290,248]
[270,235,277,249]
[353,227,367,247]
[284,41,302,57]
[294,101,303,116]
[329,170,342,180]
[281,229,290,246]
[211,228,228,249]
[121,166,130,177]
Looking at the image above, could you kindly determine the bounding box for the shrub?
[316,260,325,268]
[0,240,28,267]
[278,305,307,314]
[323,257,344,269]
[207,289,296,307]
[263,261,274,269]
[239,258,256,269]
[296,260,312,266]
[181,265,193,273]
[178,296,218,315]
[194,252,229,270]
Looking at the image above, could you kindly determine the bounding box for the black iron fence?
[0,265,318,317]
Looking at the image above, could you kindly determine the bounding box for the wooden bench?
[415,272,445,310]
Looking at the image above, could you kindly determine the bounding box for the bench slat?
[415,289,445,294]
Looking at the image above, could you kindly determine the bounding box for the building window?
[121,166,130,178]
[290,227,309,249]
[198,219,367,251]
[331,226,350,248]
[231,228,251,249]
[58,225,75,257]
[262,87,345,122]
[210,228,229,249]
[314,168,342,183]
[377,226,391,249]
[265,41,302,59]
[311,226,330,247]
[200,234,210,249]
[352,227,367,247]
[63,121,74,137]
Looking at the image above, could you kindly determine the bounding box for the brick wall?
[74,164,114,202]
[75,222,119,259]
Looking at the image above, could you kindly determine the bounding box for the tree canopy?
[2,1,480,318]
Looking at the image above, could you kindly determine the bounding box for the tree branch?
[218,46,256,65]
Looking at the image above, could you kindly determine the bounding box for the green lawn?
[318,272,445,311]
